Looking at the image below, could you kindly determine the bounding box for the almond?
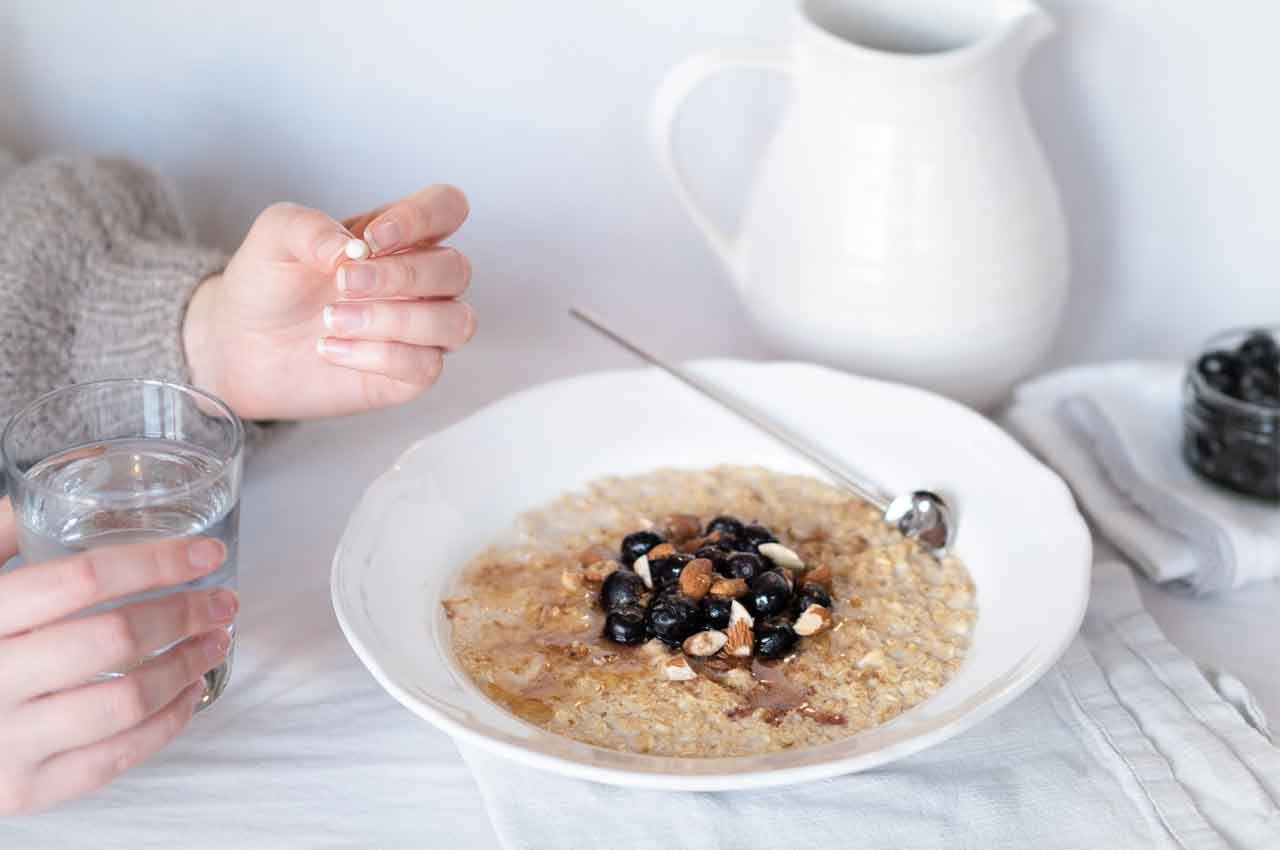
[659,514,702,544]
[635,554,654,589]
[793,604,833,636]
[683,629,728,657]
[709,577,747,598]
[775,567,796,592]
[729,599,754,628]
[758,541,804,569]
[678,558,714,599]
[647,542,677,560]
[724,619,753,658]
[663,655,698,681]
[806,564,833,589]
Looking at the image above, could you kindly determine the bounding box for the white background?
[3,0,1279,369]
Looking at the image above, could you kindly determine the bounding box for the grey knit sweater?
[0,154,228,430]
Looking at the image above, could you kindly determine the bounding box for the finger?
[0,587,237,700]
[0,537,226,637]
[335,246,471,300]
[28,682,204,815]
[20,630,229,756]
[360,185,469,255]
[316,339,445,386]
[323,299,476,350]
[249,201,360,271]
[0,498,16,564]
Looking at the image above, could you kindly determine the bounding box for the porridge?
[444,466,975,757]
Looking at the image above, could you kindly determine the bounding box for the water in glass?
[16,437,239,706]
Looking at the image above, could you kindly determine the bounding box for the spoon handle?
[568,306,895,510]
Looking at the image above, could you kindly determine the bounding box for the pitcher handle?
[649,49,793,281]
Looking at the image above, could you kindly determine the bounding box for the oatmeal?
[444,466,975,757]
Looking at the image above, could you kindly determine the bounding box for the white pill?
[344,238,370,260]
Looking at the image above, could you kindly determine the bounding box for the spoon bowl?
[884,490,956,557]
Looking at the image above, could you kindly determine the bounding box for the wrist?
[182,274,226,401]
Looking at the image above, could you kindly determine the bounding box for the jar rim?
[1190,326,1280,418]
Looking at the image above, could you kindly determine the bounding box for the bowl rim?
[331,359,1092,789]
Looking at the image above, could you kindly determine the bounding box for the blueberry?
[740,524,778,551]
[1238,331,1279,368]
[649,553,693,588]
[599,570,646,611]
[700,596,732,630]
[620,530,663,566]
[603,605,647,645]
[1237,367,1280,405]
[645,594,703,645]
[745,570,791,617]
[705,515,744,539]
[694,545,730,568]
[754,617,798,659]
[792,582,832,616]
[1197,350,1243,396]
[721,551,764,581]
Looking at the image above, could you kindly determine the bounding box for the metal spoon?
[568,306,957,557]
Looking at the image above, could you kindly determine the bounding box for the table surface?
[7,339,1278,848]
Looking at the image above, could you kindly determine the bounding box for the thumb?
[245,202,363,272]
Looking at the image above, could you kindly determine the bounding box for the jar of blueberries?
[1184,328,1280,498]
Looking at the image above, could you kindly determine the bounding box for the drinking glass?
[1,379,244,709]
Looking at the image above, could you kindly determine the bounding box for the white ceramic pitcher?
[652,0,1068,410]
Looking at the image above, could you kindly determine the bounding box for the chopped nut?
[641,639,669,658]
[857,648,886,669]
[582,559,620,583]
[758,541,804,569]
[709,577,747,597]
[683,629,728,657]
[647,542,677,560]
[663,655,698,681]
[724,620,753,658]
[729,599,754,628]
[659,514,702,543]
[679,558,714,599]
[775,567,796,592]
[793,604,833,636]
[635,555,654,589]
[805,564,832,589]
[560,569,584,593]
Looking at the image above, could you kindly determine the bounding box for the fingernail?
[203,630,231,664]
[207,589,238,623]
[316,232,352,266]
[324,303,368,333]
[188,539,226,572]
[365,219,402,255]
[337,263,377,295]
[316,337,355,361]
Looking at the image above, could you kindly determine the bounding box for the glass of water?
[1,378,244,710]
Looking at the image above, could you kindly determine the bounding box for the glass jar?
[1183,327,1280,498]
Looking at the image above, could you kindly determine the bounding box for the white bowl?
[331,360,1090,790]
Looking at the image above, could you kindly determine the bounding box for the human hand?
[183,185,474,420]
[0,499,236,815]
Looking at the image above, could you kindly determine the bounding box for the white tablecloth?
[5,340,1278,848]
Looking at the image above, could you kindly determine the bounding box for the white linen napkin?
[460,561,1280,850]
[1004,362,1280,594]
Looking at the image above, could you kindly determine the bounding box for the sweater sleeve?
[0,155,229,427]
